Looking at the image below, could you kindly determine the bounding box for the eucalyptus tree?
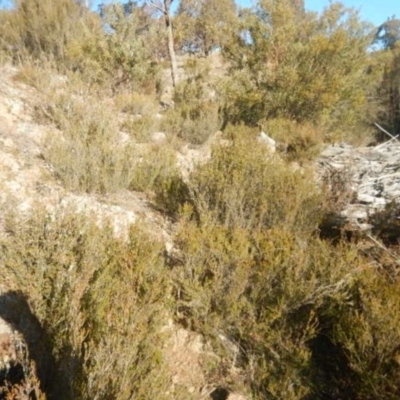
[145,0,178,87]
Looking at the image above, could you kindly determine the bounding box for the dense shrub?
[0,0,159,92]
[31,79,177,195]
[173,209,364,398]
[327,268,400,399]
[187,132,322,234]
[0,208,171,400]
[168,130,400,398]
[0,0,94,61]
[264,118,324,162]
[68,2,160,92]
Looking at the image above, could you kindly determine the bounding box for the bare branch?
[146,0,165,15]
[375,122,400,142]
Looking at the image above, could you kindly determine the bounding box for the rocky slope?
[1,63,399,399]
[0,65,250,400]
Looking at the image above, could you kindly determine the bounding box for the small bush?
[265,118,324,162]
[162,103,221,145]
[121,115,161,143]
[0,1,159,93]
[39,90,135,194]
[115,91,159,116]
[66,2,160,92]
[0,0,93,61]
[187,132,322,235]
[33,81,177,196]
[128,143,179,193]
[328,266,400,399]
[161,57,221,144]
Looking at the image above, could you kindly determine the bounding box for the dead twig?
[374,123,400,144]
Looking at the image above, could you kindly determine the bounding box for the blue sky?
[236,0,397,26]
[92,1,397,27]
[1,0,397,27]
[306,0,397,26]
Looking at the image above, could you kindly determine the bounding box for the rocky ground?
[318,141,400,238]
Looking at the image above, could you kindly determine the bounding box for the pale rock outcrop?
[317,141,400,231]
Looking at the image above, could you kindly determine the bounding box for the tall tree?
[146,0,178,87]
[374,17,400,136]
[376,17,400,49]
[222,0,373,129]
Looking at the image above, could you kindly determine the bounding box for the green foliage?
[187,132,322,234]
[0,0,90,61]
[222,1,374,135]
[162,58,221,144]
[0,208,171,400]
[166,128,400,397]
[69,2,160,92]
[174,204,363,398]
[3,1,400,398]
[326,266,400,399]
[374,44,400,138]
[175,0,238,55]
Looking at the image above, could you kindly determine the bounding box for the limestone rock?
[257,131,276,153]
[317,141,400,233]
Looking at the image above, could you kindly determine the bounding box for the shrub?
[128,143,180,194]
[327,266,400,399]
[161,104,221,145]
[0,0,94,62]
[161,58,221,144]
[0,1,159,93]
[186,132,322,235]
[34,81,177,196]
[120,114,161,143]
[0,207,171,399]
[115,92,159,116]
[222,1,375,137]
[68,2,160,93]
[265,118,324,162]
[173,216,363,398]
[39,90,136,194]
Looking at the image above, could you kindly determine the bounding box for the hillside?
[0,1,400,399]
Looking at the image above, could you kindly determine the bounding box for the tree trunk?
[164,0,178,88]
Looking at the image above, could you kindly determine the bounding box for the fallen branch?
[375,123,400,143]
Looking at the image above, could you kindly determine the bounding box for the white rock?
[150,131,166,143]
[257,131,276,153]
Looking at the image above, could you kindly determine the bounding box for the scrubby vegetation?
[0,0,400,399]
